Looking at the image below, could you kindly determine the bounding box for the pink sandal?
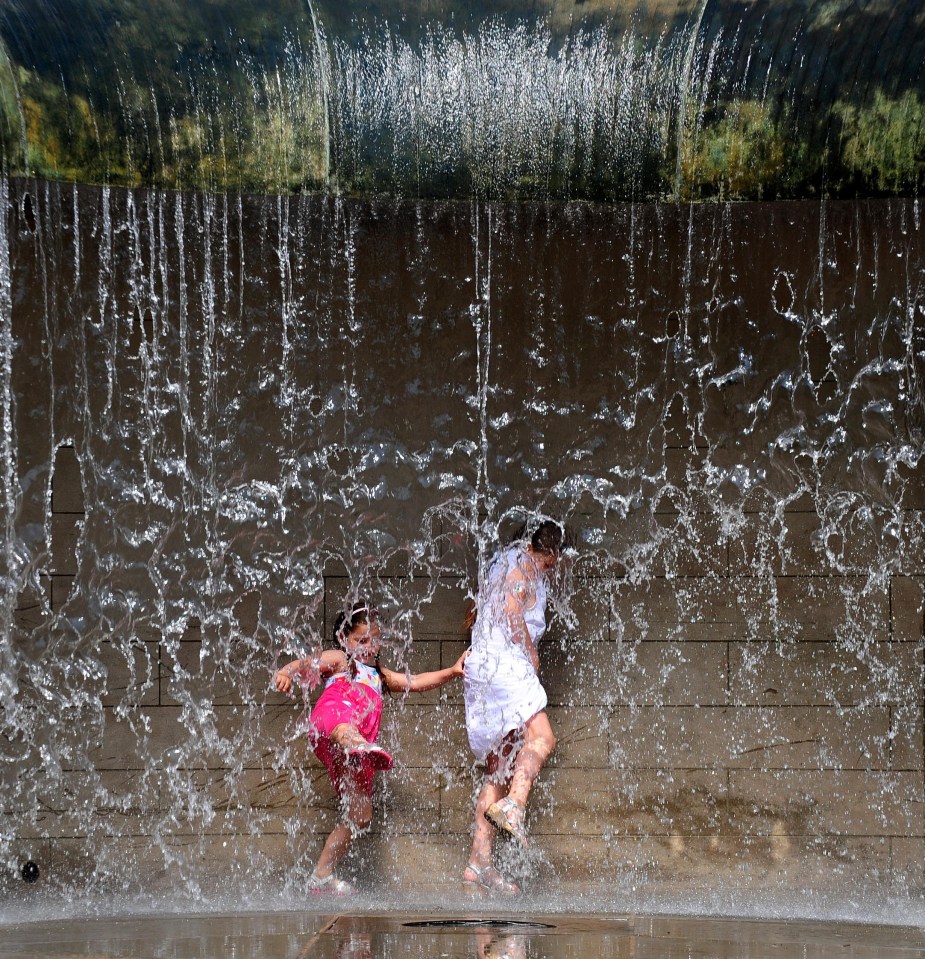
[463,862,520,895]
[485,797,528,846]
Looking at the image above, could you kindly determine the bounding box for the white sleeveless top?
[324,659,383,697]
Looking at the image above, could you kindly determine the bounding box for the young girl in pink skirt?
[275,601,467,894]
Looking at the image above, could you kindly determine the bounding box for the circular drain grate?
[403,920,555,931]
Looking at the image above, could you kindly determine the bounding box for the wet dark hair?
[530,519,565,555]
[333,601,376,644]
[462,601,477,634]
[333,601,389,689]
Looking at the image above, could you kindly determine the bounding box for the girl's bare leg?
[330,722,368,750]
[466,778,505,872]
[506,710,556,809]
[313,822,353,879]
[465,747,512,873]
[313,781,373,879]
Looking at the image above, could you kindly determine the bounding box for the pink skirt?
[305,679,384,797]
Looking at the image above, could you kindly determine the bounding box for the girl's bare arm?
[274,649,345,693]
[502,567,539,673]
[382,649,468,693]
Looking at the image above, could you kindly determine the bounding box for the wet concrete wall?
[3,179,925,901]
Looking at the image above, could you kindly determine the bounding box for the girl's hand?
[274,654,324,695]
[451,648,470,678]
[274,668,295,695]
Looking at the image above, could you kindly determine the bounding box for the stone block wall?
[15,448,922,899]
[4,181,925,904]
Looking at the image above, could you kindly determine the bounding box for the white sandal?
[485,797,529,846]
[308,871,354,895]
[463,862,520,895]
[345,742,394,771]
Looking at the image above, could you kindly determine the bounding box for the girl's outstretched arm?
[274,649,345,694]
[382,649,468,693]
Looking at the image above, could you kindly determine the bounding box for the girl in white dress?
[463,520,565,894]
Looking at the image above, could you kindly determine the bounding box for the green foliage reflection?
[0,1,923,200]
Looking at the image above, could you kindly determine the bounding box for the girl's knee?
[331,723,361,748]
[346,798,373,834]
[527,728,556,758]
[347,816,372,837]
[524,714,556,752]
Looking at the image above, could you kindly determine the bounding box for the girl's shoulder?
[489,545,523,578]
[503,547,537,582]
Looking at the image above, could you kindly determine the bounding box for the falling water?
[0,2,924,925]
[3,5,924,200]
[0,180,922,919]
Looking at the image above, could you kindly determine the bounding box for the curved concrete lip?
[3,911,925,957]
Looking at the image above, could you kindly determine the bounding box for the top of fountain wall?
[0,0,922,201]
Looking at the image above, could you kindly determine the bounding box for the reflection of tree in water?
[0,1,922,198]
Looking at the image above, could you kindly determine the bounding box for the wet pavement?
[3,911,925,958]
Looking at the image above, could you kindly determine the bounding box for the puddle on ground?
[3,912,925,958]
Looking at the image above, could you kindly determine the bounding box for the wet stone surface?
[4,182,925,902]
[3,912,925,959]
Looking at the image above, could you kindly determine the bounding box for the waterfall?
[0,0,924,922]
[0,181,921,916]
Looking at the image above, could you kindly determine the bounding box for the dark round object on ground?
[21,861,39,883]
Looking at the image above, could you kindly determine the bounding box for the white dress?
[464,546,549,761]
